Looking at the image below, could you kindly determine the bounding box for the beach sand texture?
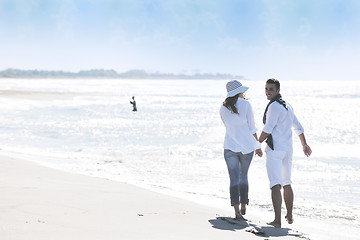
[1,79,359,239]
[0,155,307,240]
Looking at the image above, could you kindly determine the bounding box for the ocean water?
[0,78,359,237]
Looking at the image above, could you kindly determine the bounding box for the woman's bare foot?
[240,203,247,215]
[240,205,246,215]
[235,212,246,220]
[240,208,246,215]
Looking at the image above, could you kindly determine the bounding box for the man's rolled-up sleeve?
[292,113,304,135]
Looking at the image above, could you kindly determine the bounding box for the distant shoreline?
[0,68,245,80]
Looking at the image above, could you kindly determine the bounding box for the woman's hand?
[255,148,263,157]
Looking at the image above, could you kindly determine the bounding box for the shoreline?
[0,154,312,240]
[1,79,359,240]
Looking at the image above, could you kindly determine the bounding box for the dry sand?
[0,155,309,240]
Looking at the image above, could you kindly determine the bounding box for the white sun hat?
[226,80,249,98]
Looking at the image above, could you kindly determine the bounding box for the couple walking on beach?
[220,79,312,228]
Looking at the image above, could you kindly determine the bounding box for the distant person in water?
[220,80,262,220]
[130,96,137,112]
[259,78,312,228]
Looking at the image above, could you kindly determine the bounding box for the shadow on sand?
[209,216,308,239]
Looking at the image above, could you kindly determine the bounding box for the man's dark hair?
[266,78,280,90]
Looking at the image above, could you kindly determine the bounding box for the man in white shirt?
[259,78,312,228]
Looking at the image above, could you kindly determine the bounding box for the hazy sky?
[1,0,360,80]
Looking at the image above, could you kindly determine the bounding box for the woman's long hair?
[223,94,240,114]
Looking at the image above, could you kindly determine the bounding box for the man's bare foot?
[267,221,281,228]
[285,215,293,224]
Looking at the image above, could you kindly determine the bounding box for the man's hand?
[303,144,312,157]
[299,133,312,157]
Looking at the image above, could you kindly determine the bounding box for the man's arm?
[298,133,312,157]
[260,103,279,143]
[258,131,270,143]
